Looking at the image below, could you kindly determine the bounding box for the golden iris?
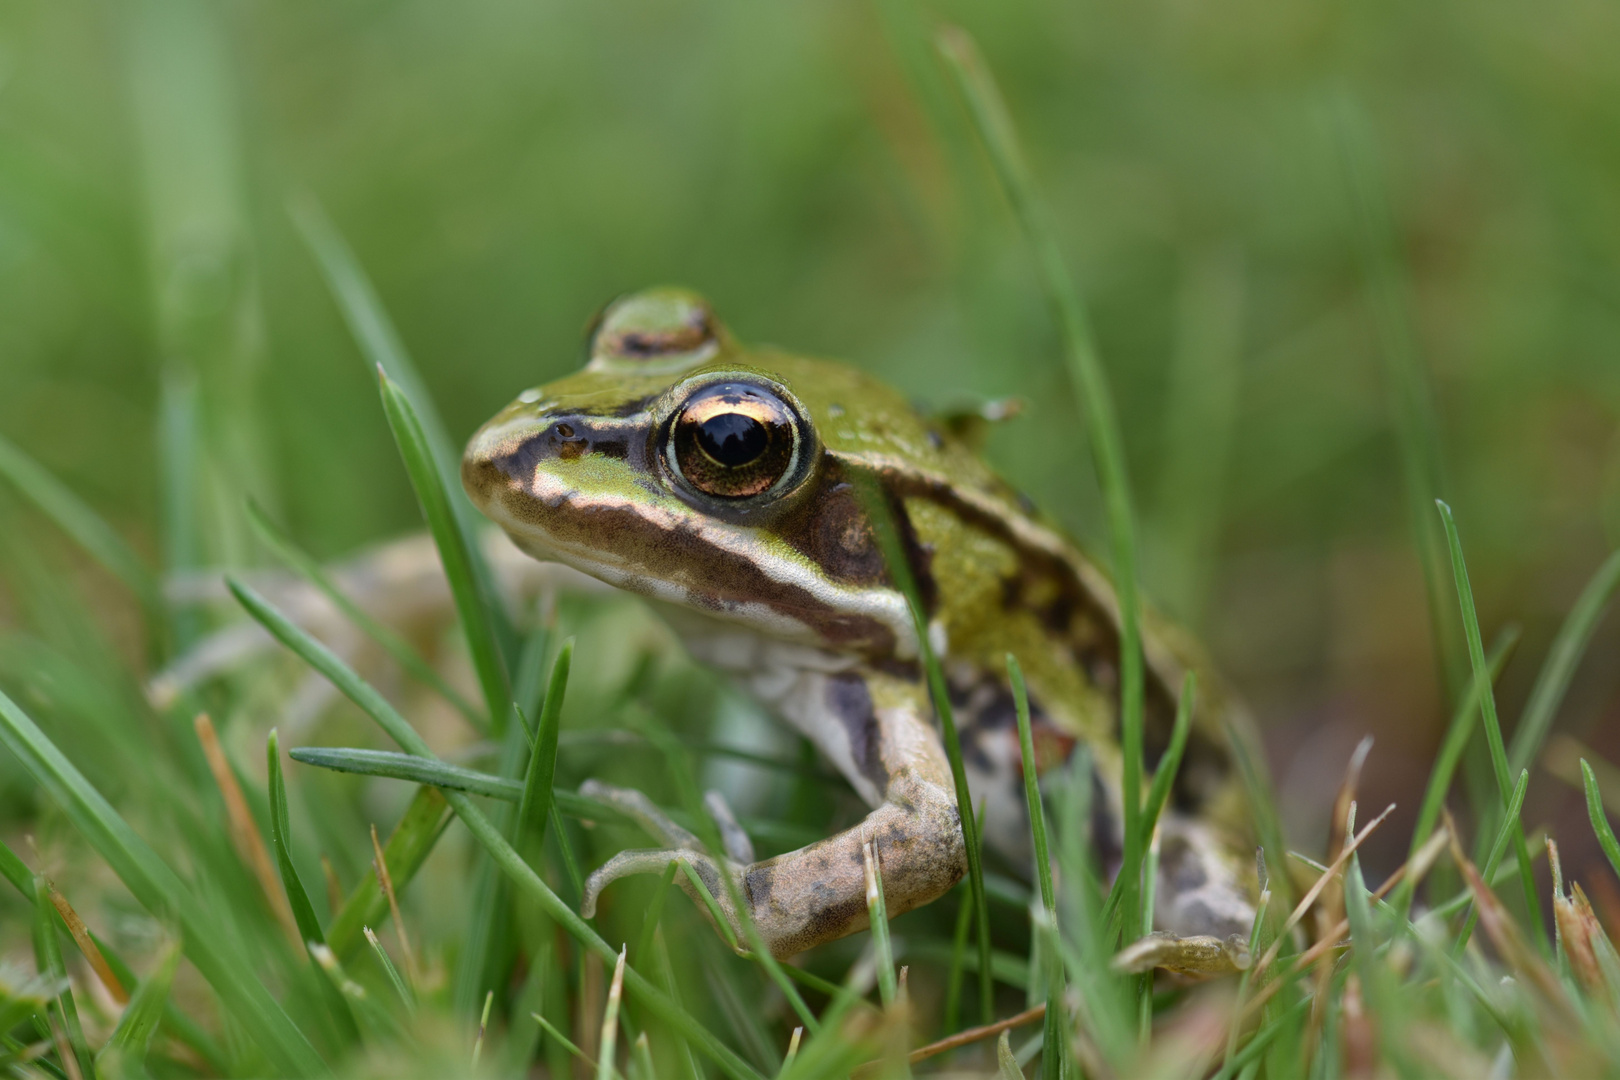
[669,382,799,499]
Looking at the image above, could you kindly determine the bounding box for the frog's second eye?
[668,383,801,500]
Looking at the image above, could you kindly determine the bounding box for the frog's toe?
[703,789,755,864]
[1112,931,1251,976]
[579,780,703,851]
[581,847,746,943]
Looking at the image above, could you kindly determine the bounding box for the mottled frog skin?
[462,287,1257,971]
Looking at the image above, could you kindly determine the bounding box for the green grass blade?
[1435,500,1543,933]
[856,472,992,1024]
[378,369,510,733]
[0,841,226,1072]
[1009,655,1068,1079]
[1455,768,1530,954]
[1507,550,1620,777]
[514,640,572,854]
[269,730,362,1044]
[267,730,326,948]
[326,785,451,959]
[290,193,516,662]
[289,746,684,836]
[233,572,764,1080]
[0,687,328,1076]
[0,433,161,620]
[1009,656,1055,916]
[1582,760,1620,882]
[247,499,483,726]
[863,840,898,1008]
[938,25,1149,956]
[1397,626,1518,916]
[293,746,525,800]
[1142,674,1195,860]
[533,1010,593,1067]
[32,877,92,1079]
[364,927,416,1012]
[97,940,180,1074]
[634,862,680,969]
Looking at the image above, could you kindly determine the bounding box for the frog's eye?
[590,287,718,369]
[667,382,802,500]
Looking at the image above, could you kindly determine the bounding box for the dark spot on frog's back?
[828,673,887,792]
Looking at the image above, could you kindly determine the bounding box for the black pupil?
[696,412,767,467]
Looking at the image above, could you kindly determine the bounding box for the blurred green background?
[3,0,1619,882]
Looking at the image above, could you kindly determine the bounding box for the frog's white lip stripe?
[482,470,920,658]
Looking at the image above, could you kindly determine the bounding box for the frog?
[461,286,1259,974]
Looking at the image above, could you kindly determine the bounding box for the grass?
[1,6,1620,1080]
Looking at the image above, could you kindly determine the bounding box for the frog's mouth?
[462,410,916,658]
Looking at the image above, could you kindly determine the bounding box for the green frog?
[461,287,1258,973]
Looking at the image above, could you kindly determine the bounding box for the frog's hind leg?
[1113,818,1256,977]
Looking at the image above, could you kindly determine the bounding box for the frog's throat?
[477,466,920,658]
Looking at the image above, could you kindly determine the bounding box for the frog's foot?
[1112,931,1250,976]
[1113,817,1258,977]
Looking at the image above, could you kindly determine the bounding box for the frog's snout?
[462,412,637,505]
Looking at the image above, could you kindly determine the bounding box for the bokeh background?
[3,0,1619,907]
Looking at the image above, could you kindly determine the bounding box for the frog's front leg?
[580,677,966,960]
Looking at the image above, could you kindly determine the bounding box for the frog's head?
[462,287,937,658]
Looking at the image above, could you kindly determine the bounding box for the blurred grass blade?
[1009,656,1056,916]
[598,948,626,1080]
[289,747,667,839]
[268,726,361,1043]
[938,24,1149,954]
[1142,674,1195,859]
[96,940,181,1075]
[364,927,416,1012]
[1331,90,1463,702]
[1435,500,1542,933]
[1455,770,1530,954]
[32,876,92,1080]
[1398,626,1518,915]
[0,841,225,1071]
[515,640,572,854]
[0,433,161,621]
[232,571,764,1080]
[856,472,992,1023]
[293,746,524,800]
[1582,760,1620,882]
[290,194,516,662]
[327,786,451,959]
[1507,550,1620,776]
[158,367,202,652]
[289,196,456,482]
[44,883,125,1004]
[247,499,482,726]
[379,369,510,733]
[863,840,898,1007]
[996,1030,1021,1080]
[1009,655,1067,1080]
[0,687,327,1076]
